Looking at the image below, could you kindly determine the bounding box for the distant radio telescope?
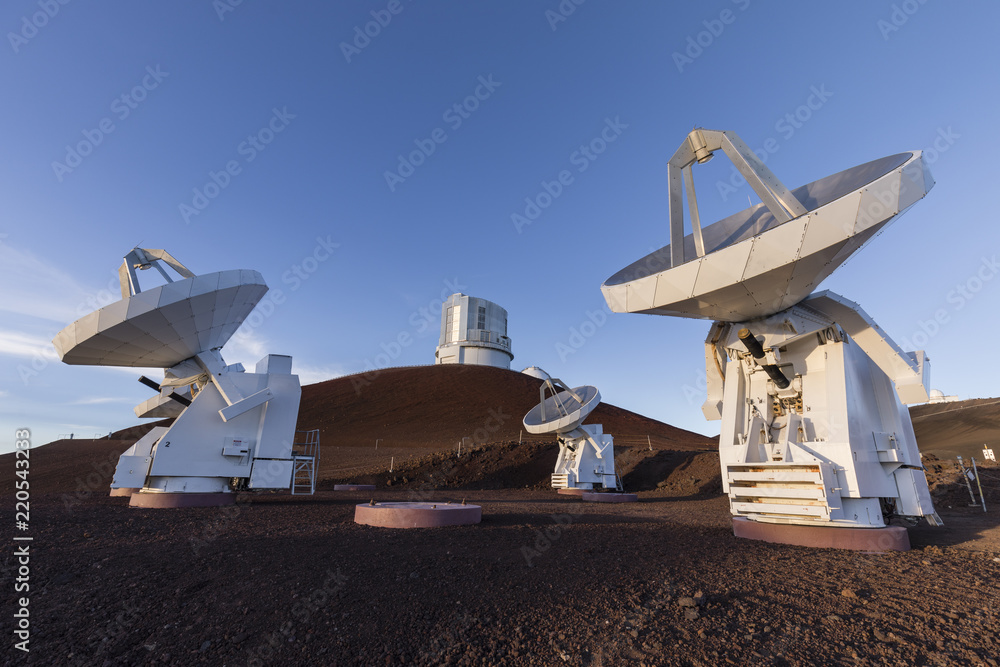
[522,374,620,493]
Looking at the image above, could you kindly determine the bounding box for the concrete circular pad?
[129,492,236,508]
[582,492,638,503]
[109,487,138,497]
[732,517,911,551]
[556,488,588,496]
[335,484,376,491]
[354,502,481,528]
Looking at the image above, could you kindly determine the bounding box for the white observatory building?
[434,293,513,369]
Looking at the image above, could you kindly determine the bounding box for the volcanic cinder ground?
[2,366,998,666]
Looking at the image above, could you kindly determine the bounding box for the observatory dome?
[434,293,513,369]
[927,389,959,403]
[522,366,551,381]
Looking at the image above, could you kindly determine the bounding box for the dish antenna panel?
[523,376,618,491]
[53,248,309,507]
[602,129,941,545]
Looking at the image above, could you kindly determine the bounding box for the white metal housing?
[434,293,513,369]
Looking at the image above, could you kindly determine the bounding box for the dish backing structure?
[602,129,941,550]
[53,248,314,507]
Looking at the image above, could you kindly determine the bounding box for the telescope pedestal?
[129,491,236,509]
[706,293,940,533]
[552,425,618,491]
[733,518,910,551]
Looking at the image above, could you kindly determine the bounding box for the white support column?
[667,162,686,268]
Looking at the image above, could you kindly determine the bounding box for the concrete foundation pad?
[732,517,910,551]
[582,492,639,503]
[334,484,376,491]
[109,487,138,497]
[556,488,588,496]
[354,502,481,528]
[129,492,236,509]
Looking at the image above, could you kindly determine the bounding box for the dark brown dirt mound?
[1,439,129,499]
[315,440,723,497]
[296,365,715,451]
[911,397,1000,460]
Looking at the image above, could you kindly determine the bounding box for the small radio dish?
[523,383,600,435]
[601,129,932,322]
[53,249,267,368]
[522,378,618,491]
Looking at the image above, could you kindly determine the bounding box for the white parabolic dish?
[601,152,933,322]
[53,269,268,368]
[523,385,601,435]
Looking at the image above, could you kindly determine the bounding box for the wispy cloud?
[0,244,101,324]
[69,396,134,406]
[225,329,271,369]
[296,363,346,385]
[0,329,59,360]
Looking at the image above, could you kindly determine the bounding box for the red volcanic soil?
[2,368,999,666]
[910,397,1000,460]
[296,365,714,450]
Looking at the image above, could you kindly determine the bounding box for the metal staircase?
[291,429,320,495]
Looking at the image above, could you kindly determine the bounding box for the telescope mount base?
[732,517,910,552]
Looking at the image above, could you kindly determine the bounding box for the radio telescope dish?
[600,128,941,545]
[601,129,933,322]
[523,384,600,435]
[52,248,309,508]
[53,249,267,368]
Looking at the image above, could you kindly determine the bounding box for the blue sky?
[3,1,999,453]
